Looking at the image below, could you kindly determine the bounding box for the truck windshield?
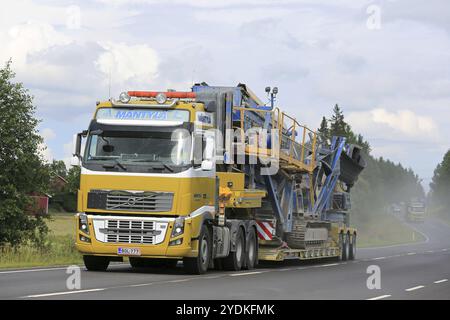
[83,129,192,173]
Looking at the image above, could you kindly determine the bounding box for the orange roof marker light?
[127,91,196,99]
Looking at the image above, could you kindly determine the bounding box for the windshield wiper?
[102,159,127,171]
[129,159,175,172]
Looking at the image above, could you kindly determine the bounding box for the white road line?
[315,263,340,267]
[405,285,425,292]
[407,252,416,256]
[442,248,448,252]
[129,283,154,287]
[230,271,264,277]
[0,267,69,274]
[0,263,128,275]
[434,279,448,284]
[373,257,386,260]
[367,294,391,300]
[25,288,105,298]
[426,250,435,253]
[168,278,194,283]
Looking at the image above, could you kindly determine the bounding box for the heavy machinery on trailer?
[72,83,366,274]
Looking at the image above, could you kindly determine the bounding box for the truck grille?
[105,220,155,244]
[105,192,174,212]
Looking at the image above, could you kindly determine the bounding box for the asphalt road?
[1,217,450,300]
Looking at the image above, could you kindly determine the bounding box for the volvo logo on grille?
[127,197,137,206]
[105,191,174,212]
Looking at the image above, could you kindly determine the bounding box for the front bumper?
[75,213,199,258]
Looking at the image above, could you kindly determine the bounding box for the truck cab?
[74,91,220,273]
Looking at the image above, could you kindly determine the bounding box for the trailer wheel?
[83,255,109,271]
[183,225,211,274]
[349,233,356,260]
[223,228,245,271]
[244,228,258,270]
[339,233,348,261]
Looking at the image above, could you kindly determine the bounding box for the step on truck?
[72,83,366,274]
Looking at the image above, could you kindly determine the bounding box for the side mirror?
[72,133,82,158]
[201,159,213,171]
[70,156,81,167]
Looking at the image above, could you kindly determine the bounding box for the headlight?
[119,91,131,103]
[171,217,185,238]
[79,213,89,235]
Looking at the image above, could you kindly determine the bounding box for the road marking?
[25,288,105,298]
[434,279,448,284]
[442,248,448,252]
[230,271,264,277]
[315,263,340,267]
[168,278,194,283]
[277,268,292,271]
[373,257,386,260]
[0,267,69,275]
[405,285,425,292]
[407,252,416,256]
[0,263,128,275]
[129,283,154,287]
[367,294,391,300]
[426,250,434,253]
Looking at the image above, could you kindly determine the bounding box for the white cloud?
[40,128,56,141]
[95,42,159,90]
[0,21,71,68]
[347,108,439,140]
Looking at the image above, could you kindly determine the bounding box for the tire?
[129,258,178,268]
[348,233,356,260]
[339,233,348,261]
[83,255,110,271]
[244,229,258,270]
[183,225,211,274]
[223,228,245,271]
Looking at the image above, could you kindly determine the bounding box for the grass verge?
[353,213,425,248]
[0,213,82,269]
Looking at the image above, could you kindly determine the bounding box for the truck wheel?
[348,233,356,260]
[244,229,258,270]
[223,228,245,271]
[183,225,211,274]
[83,255,109,271]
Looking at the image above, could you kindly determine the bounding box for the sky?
[1,0,449,190]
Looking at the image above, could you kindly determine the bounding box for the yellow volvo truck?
[72,84,365,274]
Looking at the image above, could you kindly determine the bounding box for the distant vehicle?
[406,199,426,223]
[389,204,401,216]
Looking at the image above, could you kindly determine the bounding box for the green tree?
[430,150,450,212]
[0,61,51,247]
[50,160,67,179]
[66,166,81,194]
[329,104,348,137]
[318,116,329,139]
